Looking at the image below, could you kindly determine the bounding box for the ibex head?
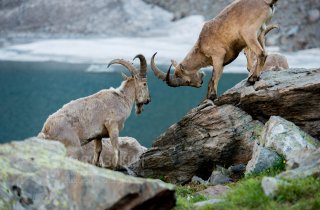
[151,53,204,88]
[108,54,151,114]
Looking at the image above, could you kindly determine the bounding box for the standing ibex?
[244,24,289,72]
[38,55,151,169]
[151,0,278,100]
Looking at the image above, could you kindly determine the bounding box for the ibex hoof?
[207,93,217,101]
[247,75,259,84]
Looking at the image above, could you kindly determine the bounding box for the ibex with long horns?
[151,0,278,100]
[38,55,151,169]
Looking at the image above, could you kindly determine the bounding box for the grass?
[173,157,320,210]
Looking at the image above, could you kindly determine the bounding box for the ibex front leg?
[107,124,120,170]
[207,52,225,100]
[244,33,267,84]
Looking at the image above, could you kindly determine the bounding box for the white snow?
[0,15,319,73]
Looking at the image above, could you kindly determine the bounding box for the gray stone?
[194,199,223,207]
[260,116,320,158]
[278,148,320,179]
[0,138,175,210]
[197,185,230,198]
[215,68,320,140]
[191,176,208,185]
[246,142,282,174]
[208,166,232,186]
[131,101,263,184]
[308,9,320,23]
[81,136,147,168]
[261,177,285,198]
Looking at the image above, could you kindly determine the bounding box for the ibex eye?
[143,83,147,86]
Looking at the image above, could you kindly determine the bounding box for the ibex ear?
[121,72,130,80]
[171,59,178,68]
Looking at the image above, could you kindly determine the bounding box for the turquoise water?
[0,61,247,147]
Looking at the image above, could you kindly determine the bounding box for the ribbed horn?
[133,54,147,78]
[108,59,138,76]
[151,53,166,81]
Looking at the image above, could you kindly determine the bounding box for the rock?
[278,148,320,179]
[194,199,223,207]
[215,68,320,140]
[228,164,246,181]
[261,177,285,198]
[260,116,320,158]
[0,137,175,210]
[245,142,282,174]
[308,9,320,23]
[197,185,230,198]
[191,176,208,185]
[208,166,232,186]
[131,101,263,184]
[81,136,147,168]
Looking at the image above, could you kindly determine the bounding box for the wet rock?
[0,137,175,210]
[260,116,319,158]
[245,142,282,174]
[131,101,263,184]
[215,68,320,140]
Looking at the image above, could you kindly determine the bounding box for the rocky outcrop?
[260,116,320,158]
[131,101,263,184]
[215,68,320,140]
[0,138,175,210]
[81,136,147,167]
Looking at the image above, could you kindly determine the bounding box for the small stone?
[208,167,232,186]
[194,199,223,207]
[191,176,208,185]
[261,177,283,198]
[308,9,320,23]
[197,185,230,198]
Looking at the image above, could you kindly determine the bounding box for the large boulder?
[260,116,320,158]
[215,68,320,140]
[0,138,175,210]
[131,101,263,184]
[81,136,147,167]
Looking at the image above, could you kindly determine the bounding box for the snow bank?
[0,15,319,73]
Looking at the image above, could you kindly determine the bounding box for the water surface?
[0,61,247,147]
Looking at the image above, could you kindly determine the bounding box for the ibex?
[151,0,278,100]
[244,24,289,72]
[38,55,151,169]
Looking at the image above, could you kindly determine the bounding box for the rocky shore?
[1,67,319,209]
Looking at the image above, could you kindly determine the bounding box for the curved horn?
[108,59,138,76]
[165,64,184,87]
[151,52,167,81]
[133,54,147,78]
[259,24,279,50]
